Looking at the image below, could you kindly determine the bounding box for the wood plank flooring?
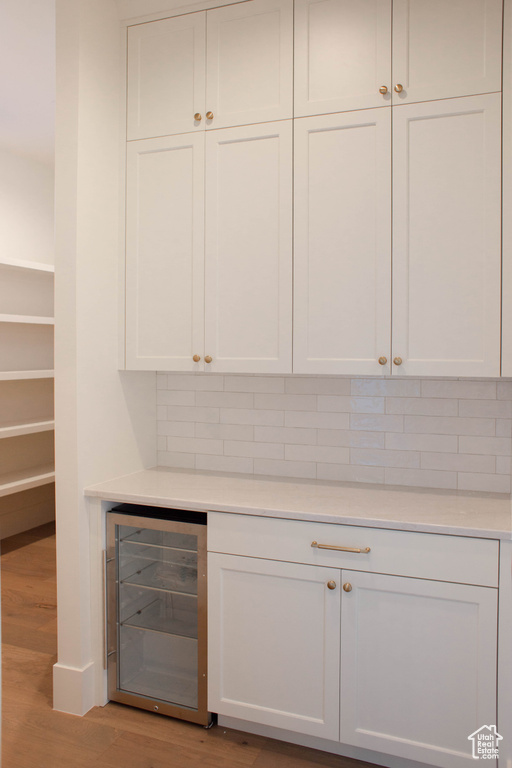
[2,523,379,768]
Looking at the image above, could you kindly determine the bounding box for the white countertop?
[84,467,512,539]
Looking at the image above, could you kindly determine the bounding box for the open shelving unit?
[0,257,55,538]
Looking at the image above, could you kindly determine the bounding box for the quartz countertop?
[84,467,512,539]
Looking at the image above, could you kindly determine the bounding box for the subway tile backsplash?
[156,374,512,494]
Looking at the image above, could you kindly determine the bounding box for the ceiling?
[0,0,55,166]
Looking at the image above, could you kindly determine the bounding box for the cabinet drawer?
[207,512,499,587]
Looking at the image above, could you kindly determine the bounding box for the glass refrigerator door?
[107,512,208,724]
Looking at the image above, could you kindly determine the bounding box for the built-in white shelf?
[0,420,54,439]
[0,255,56,530]
[0,314,54,325]
[0,465,55,498]
[0,257,54,273]
[0,370,54,381]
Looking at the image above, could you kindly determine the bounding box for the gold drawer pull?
[311,540,371,554]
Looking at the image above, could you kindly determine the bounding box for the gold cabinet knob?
[393,357,403,366]
[206,111,214,120]
[379,85,388,95]
[194,113,202,122]
[204,355,213,364]
[343,583,352,593]
[192,354,201,362]
[394,83,404,93]
[327,580,337,590]
[378,356,387,366]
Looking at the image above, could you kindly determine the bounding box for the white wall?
[0,0,55,165]
[53,0,156,715]
[0,151,55,266]
[0,0,55,266]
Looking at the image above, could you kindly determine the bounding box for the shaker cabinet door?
[208,553,341,740]
[127,14,206,140]
[294,109,391,374]
[125,134,205,370]
[392,0,503,106]
[340,570,498,768]
[294,0,391,117]
[204,121,292,373]
[392,94,502,377]
[206,0,293,130]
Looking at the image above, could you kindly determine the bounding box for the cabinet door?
[206,0,293,130]
[208,553,341,740]
[340,571,497,768]
[127,14,206,140]
[125,135,205,371]
[294,110,391,374]
[392,0,502,106]
[392,94,501,377]
[294,0,391,117]
[204,122,292,373]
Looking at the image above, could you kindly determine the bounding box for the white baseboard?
[53,660,96,716]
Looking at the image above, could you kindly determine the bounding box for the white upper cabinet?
[123,0,505,378]
[392,0,503,105]
[127,0,293,141]
[127,13,206,140]
[204,122,292,373]
[294,0,502,117]
[125,134,205,370]
[294,109,391,375]
[294,0,391,117]
[206,0,293,129]
[392,94,502,377]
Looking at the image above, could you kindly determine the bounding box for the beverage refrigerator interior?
[106,504,211,725]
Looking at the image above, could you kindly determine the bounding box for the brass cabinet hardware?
[343,583,353,592]
[206,111,214,120]
[193,354,201,362]
[327,580,337,590]
[378,356,387,365]
[204,355,213,363]
[393,357,403,366]
[311,540,371,554]
[394,83,404,93]
[194,113,202,121]
[379,85,388,94]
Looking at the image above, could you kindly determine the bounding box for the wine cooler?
[106,504,210,725]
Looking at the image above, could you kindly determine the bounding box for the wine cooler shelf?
[120,585,198,639]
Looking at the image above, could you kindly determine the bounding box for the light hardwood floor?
[2,523,378,768]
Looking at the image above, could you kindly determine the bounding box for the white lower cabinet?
[208,514,498,768]
[208,553,340,739]
[340,571,497,768]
